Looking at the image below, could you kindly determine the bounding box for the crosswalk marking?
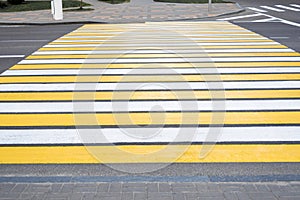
[260,6,285,12]
[247,7,267,13]
[0,22,300,163]
[291,4,300,8]
[275,5,300,12]
[0,90,299,101]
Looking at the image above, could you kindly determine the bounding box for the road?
[0,2,299,199]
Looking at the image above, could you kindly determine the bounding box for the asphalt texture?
[0,22,299,179]
[0,24,81,74]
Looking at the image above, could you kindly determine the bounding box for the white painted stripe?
[3,67,300,76]
[290,4,300,8]
[0,40,49,42]
[44,42,279,48]
[63,34,258,38]
[270,37,289,39]
[0,55,25,58]
[32,49,294,55]
[275,5,300,11]
[0,81,299,91]
[217,13,263,21]
[0,127,299,144]
[252,17,278,23]
[260,6,285,12]
[0,100,299,113]
[19,57,300,64]
[55,38,268,42]
[247,7,267,12]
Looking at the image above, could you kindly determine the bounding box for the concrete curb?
[0,2,245,25]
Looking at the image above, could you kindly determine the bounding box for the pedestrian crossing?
[247,4,300,13]
[218,4,300,26]
[0,22,300,164]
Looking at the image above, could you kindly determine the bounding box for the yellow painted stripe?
[10,62,300,70]
[67,32,255,36]
[0,144,299,163]
[59,36,266,40]
[1,74,299,83]
[39,46,287,51]
[0,90,299,101]
[0,112,299,126]
[50,40,273,45]
[26,52,300,59]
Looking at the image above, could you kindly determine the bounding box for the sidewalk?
[0,0,243,24]
[1,181,300,199]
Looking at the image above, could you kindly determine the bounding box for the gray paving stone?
[0,183,15,193]
[235,191,252,200]
[121,192,133,200]
[95,192,122,200]
[81,193,96,200]
[109,183,122,192]
[158,183,172,192]
[50,184,63,193]
[148,192,173,200]
[224,191,239,200]
[122,183,146,192]
[97,183,109,192]
[11,184,28,193]
[247,192,277,199]
[147,183,158,192]
[0,192,20,199]
[134,192,147,200]
[60,184,74,193]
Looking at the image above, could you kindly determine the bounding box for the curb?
[0,3,245,25]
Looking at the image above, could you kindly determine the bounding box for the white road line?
[258,13,300,28]
[3,67,300,76]
[270,37,289,39]
[0,127,299,144]
[290,4,300,8]
[19,57,300,64]
[275,5,300,11]
[0,100,299,113]
[217,13,263,21]
[32,49,294,55]
[44,42,279,48]
[0,55,25,58]
[63,34,258,38]
[247,7,267,13]
[252,17,278,23]
[260,6,285,12]
[0,40,49,42]
[55,38,267,42]
[0,81,299,91]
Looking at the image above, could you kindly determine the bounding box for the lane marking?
[275,5,300,12]
[0,145,300,163]
[0,100,299,113]
[0,127,299,144]
[217,13,264,21]
[11,62,300,70]
[32,49,295,55]
[0,55,25,58]
[3,67,300,76]
[247,7,267,13]
[270,37,289,39]
[0,81,299,91]
[0,40,49,43]
[290,4,300,8]
[44,42,280,48]
[1,74,300,83]
[18,57,300,64]
[260,6,285,12]
[0,90,299,101]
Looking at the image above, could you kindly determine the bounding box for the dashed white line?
[217,13,263,21]
[290,4,300,8]
[275,5,300,11]
[247,7,267,13]
[260,6,285,12]
[0,55,25,58]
